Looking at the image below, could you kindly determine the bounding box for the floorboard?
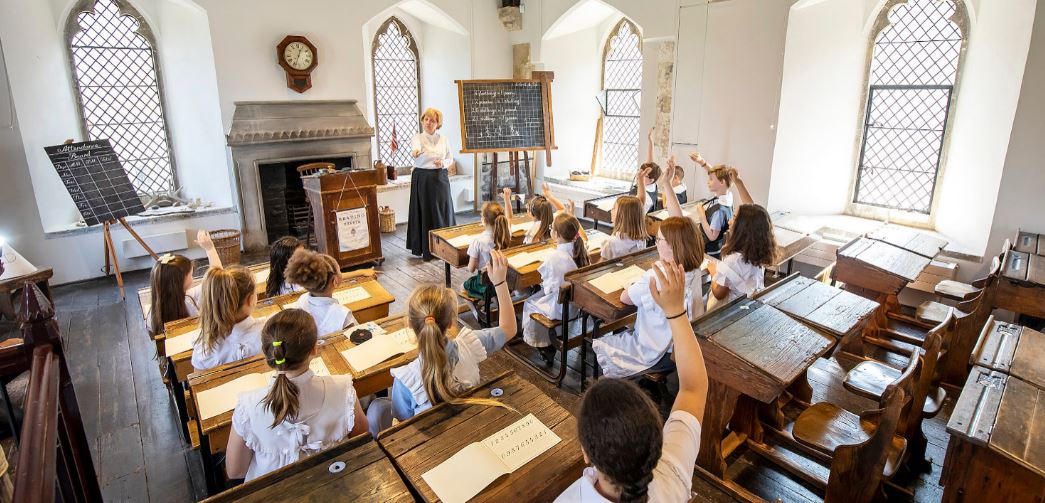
[0,213,956,501]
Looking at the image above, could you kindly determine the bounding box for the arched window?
[372,17,420,169]
[600,19,643,180]
[852,0,967,216]
[66,0,177,195]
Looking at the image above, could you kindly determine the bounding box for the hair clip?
[275,357,286,365]
[272,341,283,347]
[158,253,175,265]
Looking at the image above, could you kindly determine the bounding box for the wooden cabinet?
[302,169,382,268]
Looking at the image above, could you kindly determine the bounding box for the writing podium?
[302,169,382,269]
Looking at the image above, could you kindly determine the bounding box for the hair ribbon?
[158,253,175,265]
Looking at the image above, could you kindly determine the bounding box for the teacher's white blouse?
[411,133,454,170]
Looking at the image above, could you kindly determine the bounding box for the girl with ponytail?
[555,261,709,503]
[521,212,587,363]
[225,309,368,481]
[366,250,517,436]
[191,266,265,370]
[463,201,512,298]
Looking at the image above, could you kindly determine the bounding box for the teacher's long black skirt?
[406,168,456,257]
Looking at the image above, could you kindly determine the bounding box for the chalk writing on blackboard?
[459,81,547,152]
[44,139,146,226]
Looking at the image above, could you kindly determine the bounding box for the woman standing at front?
[406,108,456,259]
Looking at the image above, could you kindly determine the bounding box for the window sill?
[772,212,983,263]
[44,206,237,239]
[544,176,631,196]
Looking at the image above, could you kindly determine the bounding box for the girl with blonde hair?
[191,266,265,370]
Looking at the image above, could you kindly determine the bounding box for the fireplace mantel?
[227,100,374,251]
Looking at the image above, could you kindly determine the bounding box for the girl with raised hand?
[504,187,556,244]
[706,203,777,311]
[463,201,512,298]
[147,230,221,335]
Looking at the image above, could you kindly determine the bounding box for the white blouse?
[707,252,765,311]
[191,316,267,371]
[287,293,357,336]
[411,133,453,170]
[467,230,497,271]
[232,371,359,481]
[185,284,203,317]
[600,234,646,261]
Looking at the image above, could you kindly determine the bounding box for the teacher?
[406,107,456,259]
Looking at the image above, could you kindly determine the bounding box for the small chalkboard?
[457,77,556,156]
[44,140,145,226]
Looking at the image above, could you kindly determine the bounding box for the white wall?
[769,0,1038,255]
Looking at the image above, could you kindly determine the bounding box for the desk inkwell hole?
[349,328,373,345]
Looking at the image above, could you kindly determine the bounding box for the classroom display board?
[457,78,555,153]
[44,140,145,226]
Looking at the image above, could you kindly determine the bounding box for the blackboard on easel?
[475,151,534,210]
[44,139,146,226]
[456,72,556,164]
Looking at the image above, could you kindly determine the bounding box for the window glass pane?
[372,18,420,169]
[601,20,642,181]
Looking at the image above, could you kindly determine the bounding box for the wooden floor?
[3,214,954,502]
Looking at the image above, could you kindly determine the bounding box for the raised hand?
[661,156,677,187]
[648,126,656,143]
[565,199,576,214]
[649,260,686,315]
[689,151,706,168]
[503,187,513,200]
[541,181,551,194]
[196,229,214,251]
[486,249,509,285]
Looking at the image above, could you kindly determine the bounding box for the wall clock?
[277,35,318,93]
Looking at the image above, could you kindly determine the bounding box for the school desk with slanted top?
[377,371,585,502]
[832,236,932,303]
[429,215,534,287]
[691,296,835,478]
[201,435,413,502]
[970,316,1045,390]
[867,224,948,259]
[941,365,1045,503]
[996,246,1045,319]
[583,191,630,231]
[188,335,352,493]
[755,273,880,356]
[266,275,394,324]
[501,240,604,292]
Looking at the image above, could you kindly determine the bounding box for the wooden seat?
[843,361,944,416]
[530,312,559,330]
[915,300,951,324]
[296,162,336,176]
[792,402,907,478]
[934,279,977,301]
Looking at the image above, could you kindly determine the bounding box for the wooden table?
[971,316,1045,390]
[832,236,932,300]
[583,191,629,231]
[267,275,394,326]
[755,273,879,355]
[691,297,836,477]
[941,365,1045,502]
[996,248,1045,319]
[1014,230,1044,255]
[772,226,818,274]
[377,371,585,502]
[428,215,534,287]
[0,267,53,320]
[867,224,948,258]
[566,247,659,323]
[202,435,413,502]
[502,241,602,292]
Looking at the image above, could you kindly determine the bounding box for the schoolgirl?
[191,266,265,370]
[147,230,221,335]
[264,236,304,297]
[463,201,511,298]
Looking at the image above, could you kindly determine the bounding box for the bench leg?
[166,358,192,444]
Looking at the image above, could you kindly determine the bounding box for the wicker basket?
[379,206,396,233]
[209,229,241,265]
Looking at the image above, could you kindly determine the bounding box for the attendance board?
[457,79,553,153]
[44,139,145,226]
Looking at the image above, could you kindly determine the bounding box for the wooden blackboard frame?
[455,73,557,164]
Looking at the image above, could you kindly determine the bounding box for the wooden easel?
[101,217,159,299]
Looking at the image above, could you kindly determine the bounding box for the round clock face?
[283,41,314,71]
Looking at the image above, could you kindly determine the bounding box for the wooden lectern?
[302,169,383,269]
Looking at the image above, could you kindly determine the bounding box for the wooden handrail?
[12,346,59,503]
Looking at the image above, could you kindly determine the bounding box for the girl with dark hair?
[521,213,588,362]
[146,230,221,335]
[225,309,368,481]
[264,236,303,298]
[284,249,374,335]
[555,261,709,502]
[706,203,777,311]
[366,251,516,436]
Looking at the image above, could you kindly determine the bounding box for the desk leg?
[698,380,740,478]
[444,263,451,288]
[731,395,766,444]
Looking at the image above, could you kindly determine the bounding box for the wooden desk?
[377,371,584,502]
[997,249,1045,319]
[867,224,947,258]
[772,226,817,273]
[502,242,602,292]
[941,366,1045,502]
[565,247,658,322]
[583,191,629,231]
[691,297,835,477]
[0,267,53,320]
[971,316,1045,390]
[755,273,879,354]
[202,435,413,502]
[267,275,394,326]
[832,236,931,300]
[1014,230,1044,255]
[429,215,534,287]
[189,334,353,456]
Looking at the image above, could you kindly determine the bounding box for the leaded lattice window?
[853,0,965,215]
[600,19,643,181]
[66,0,177,195]
[372,17,420,169]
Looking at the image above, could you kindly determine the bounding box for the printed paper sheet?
[589,265,647,294]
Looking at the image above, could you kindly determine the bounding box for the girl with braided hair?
[556,260,709,502]
[366,250,518,437]
[225,309,368,481]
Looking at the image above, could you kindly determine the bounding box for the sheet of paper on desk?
[773,227,805,247]
[253,268,270,284]
[447,233,477,248]
[164,328,199,355]
[585,230,609,252]
[651,209,693,220]
[340,333,410,371]
[195,357,330,420]
[510,221,532,234]
[333,286,370,306]
[528,247,557,264]
[590,265,647,294]
[595,198,617,211]
[422,414,561,503]
[507,251,534,269]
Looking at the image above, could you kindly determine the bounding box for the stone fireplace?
[227,100,374,251]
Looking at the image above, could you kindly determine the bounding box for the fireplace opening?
[257,156,353,245]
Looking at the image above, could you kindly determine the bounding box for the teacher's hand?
[434,159,444,168]
[410,149,422,158]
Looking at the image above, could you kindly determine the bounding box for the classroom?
[0,0,1043,501]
